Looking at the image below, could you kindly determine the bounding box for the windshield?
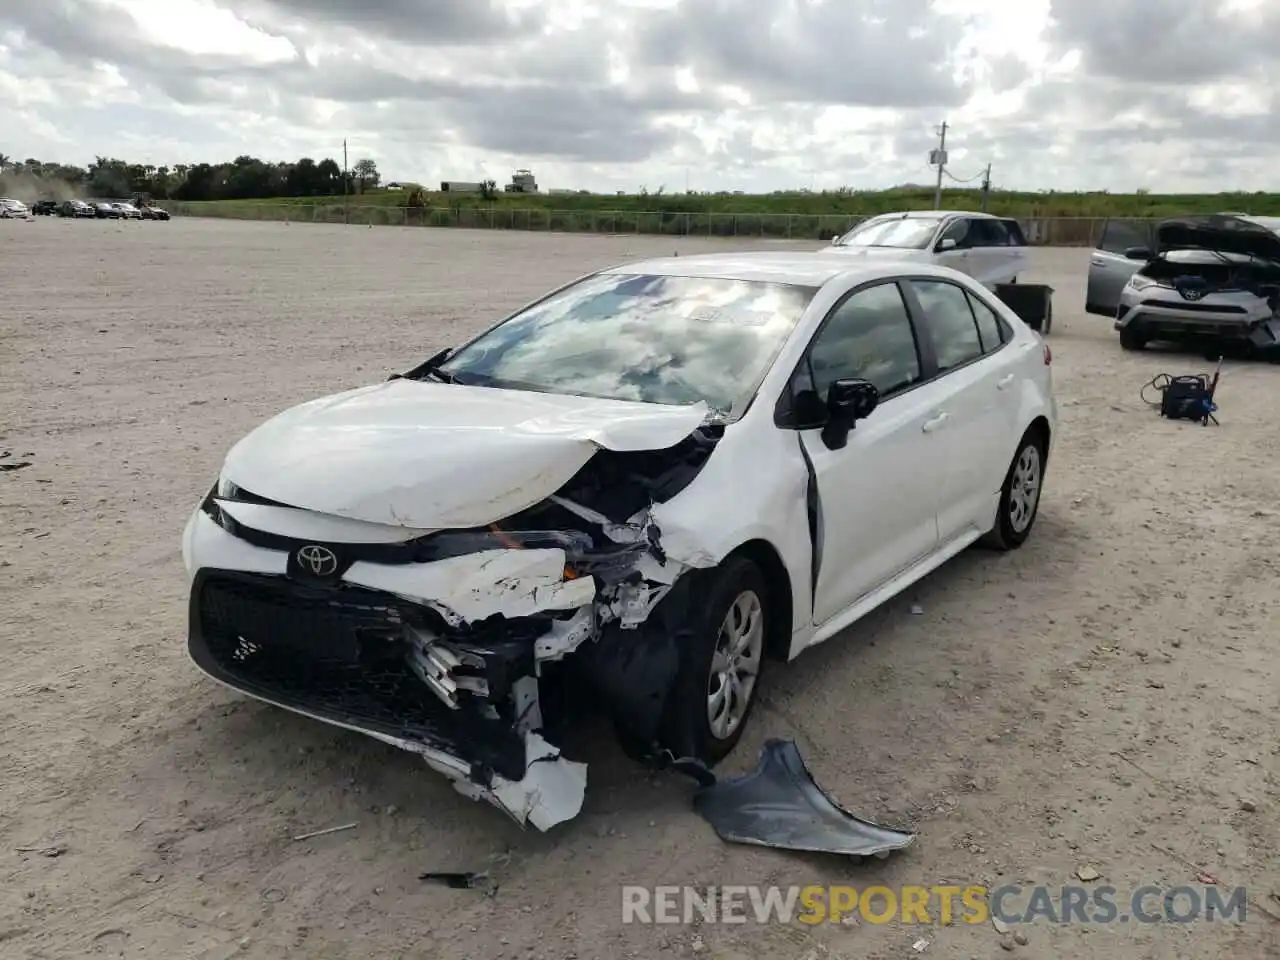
[836,216,940,249]
[435,272,816,419]
[1243,216,1280,235]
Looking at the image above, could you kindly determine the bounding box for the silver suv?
[1086,213,1280,357]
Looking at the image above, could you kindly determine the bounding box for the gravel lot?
[2,217,1278,960]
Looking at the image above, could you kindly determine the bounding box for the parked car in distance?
[140,205,171,220]
[113,202,143,219]
[182,251,1057,830]
[93,202,121,219]
[1086,213,1280,358]
[60,199,97,218]
[0,198,31,218]
[827,211,1031,290]
[31,199,59,216]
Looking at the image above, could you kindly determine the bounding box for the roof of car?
[867,209,999,220]
[600,251,941,286]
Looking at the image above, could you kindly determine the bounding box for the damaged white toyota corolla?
[183,252,1057,831]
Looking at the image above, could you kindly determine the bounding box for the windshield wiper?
[390,348,455,382]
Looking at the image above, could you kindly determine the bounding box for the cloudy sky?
[2,0,1278,194]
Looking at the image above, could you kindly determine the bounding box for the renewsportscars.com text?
[621,884,1249,925]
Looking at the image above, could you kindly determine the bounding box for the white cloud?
[99,0,297,62]
[1,0,1279,193]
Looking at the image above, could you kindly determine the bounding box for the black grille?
[1140,299,1247,314]
[189,572,528,782]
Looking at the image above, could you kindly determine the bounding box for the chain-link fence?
[164,202,1160,247]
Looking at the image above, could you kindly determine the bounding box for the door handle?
[921,412,949,433]
[996,374,1016,391]
[1090,258,1106,267]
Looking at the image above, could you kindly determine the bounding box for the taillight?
[1043,343,1052,365]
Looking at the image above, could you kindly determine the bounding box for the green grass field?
[171,186,1280,219]
[167,186,1280,244]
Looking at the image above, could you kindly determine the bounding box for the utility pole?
[931,121,948,210]
[979,162,992,212]
[342,138,349,224]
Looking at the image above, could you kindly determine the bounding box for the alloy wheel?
[706,590,764,740]
[1008,444,1042,534]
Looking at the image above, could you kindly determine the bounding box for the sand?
[1,216,1277,959]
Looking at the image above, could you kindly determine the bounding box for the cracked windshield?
[438,272,817,418]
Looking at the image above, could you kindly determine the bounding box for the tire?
[1119,326,1146,351]
[659,556,770,765]
[982,429,1047,551]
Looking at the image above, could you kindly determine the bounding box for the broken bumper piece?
[690,739,916,858]
[186,570,586,830]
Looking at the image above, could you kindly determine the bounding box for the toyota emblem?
[297,544,339,576]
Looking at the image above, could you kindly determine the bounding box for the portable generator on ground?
[1140,357,1222,426]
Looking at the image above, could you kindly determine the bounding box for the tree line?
[0,153,382,201]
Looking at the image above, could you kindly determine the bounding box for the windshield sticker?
[688,306,772,326]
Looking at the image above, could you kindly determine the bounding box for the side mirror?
[820,378,879,450]
[937,237,958,252]
[1124,246,1153,260]
[830,234,841,245]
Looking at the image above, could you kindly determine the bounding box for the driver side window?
[938,218,971,248]
[806,282,923,400]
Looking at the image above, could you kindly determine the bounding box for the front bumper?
[1115,293,1278,346]
[182,507,597,829]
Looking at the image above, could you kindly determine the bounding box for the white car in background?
[0,198,30,218]
[182,252,1057,830]
[828,211,1031,290]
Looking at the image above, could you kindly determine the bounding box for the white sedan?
[0,198,30,218]
[828,210,1031,289]
[183,252,1057,830]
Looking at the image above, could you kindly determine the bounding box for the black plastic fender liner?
[576,571,709,746]
[691,739,916,857]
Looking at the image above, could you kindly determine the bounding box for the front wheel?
[982,431,1046,551]
[659,556,769,765]
[1119,326,1146,351]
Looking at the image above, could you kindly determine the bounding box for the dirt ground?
[2,217,1278,960]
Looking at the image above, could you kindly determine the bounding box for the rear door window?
[909,279,984,372]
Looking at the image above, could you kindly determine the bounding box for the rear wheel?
[982,430,1046,551]
[659,556,769,765]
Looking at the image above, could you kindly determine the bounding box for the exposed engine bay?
[1135,250,1280,304]
[1142,214,1280,305]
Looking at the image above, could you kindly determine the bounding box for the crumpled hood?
[1157,215,1280,262]
[221,379,709,528]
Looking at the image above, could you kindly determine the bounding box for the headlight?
[201,479,238,533]
[1128,275,1157,291]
